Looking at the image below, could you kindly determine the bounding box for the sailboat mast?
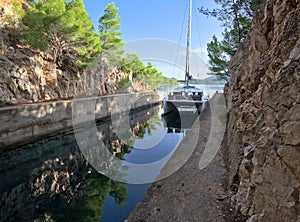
[185,0,192,87]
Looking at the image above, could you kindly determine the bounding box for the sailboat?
[163,0,205,115]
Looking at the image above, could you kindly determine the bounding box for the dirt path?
[126,94,242,222]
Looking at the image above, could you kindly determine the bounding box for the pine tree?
[207,35,229,77]
[65,0,101,66]
[98,2,124,65]
[199,0,261,78]
[21,0,101,68]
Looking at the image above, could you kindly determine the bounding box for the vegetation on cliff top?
[120,53,177,89]
[2,0,177,90]
[98,2,123,64]
[21,0,101,68]
[199,0,261,78]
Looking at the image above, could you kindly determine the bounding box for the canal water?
[0,103,197,222]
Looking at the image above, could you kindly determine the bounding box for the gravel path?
[126,94,243,222]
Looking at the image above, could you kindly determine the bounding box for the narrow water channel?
[0,103,198,222]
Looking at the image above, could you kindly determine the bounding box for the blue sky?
[83,0,223,78]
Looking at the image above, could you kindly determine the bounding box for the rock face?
[226,0,300,221]
[0,33,149,105]
[0,25,151,106]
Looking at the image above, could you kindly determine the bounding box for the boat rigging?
[163,0,205,115]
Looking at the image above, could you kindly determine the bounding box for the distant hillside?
[178,75,227,85]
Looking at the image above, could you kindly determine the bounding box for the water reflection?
[0,102,200,221]
[162,105,200,135]
[100,106,201,221]
[0,105,161,222]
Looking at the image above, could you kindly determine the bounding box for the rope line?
[172,0,189,78]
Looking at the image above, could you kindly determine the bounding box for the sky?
[82,0,223,79]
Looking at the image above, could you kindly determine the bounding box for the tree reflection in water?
[133,116,162,139]
[40,167,128,222]
[0,105,160,221]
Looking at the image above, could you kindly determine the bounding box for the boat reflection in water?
[162,102,204,136]
[162,82,208,136]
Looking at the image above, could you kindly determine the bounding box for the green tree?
[199,0,261,77]
[21,0,101,68]
[121,53,146,77]
[120,53,178,90]
[65,0,101,66]
[136,62,164,89]
[109,181,128,206]
[207,35,229,77]
[98,2,124,65]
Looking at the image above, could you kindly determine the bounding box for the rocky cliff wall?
[226,0,300,221]
[0,26,151,106]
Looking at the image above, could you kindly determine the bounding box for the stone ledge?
[0,92,161,150]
